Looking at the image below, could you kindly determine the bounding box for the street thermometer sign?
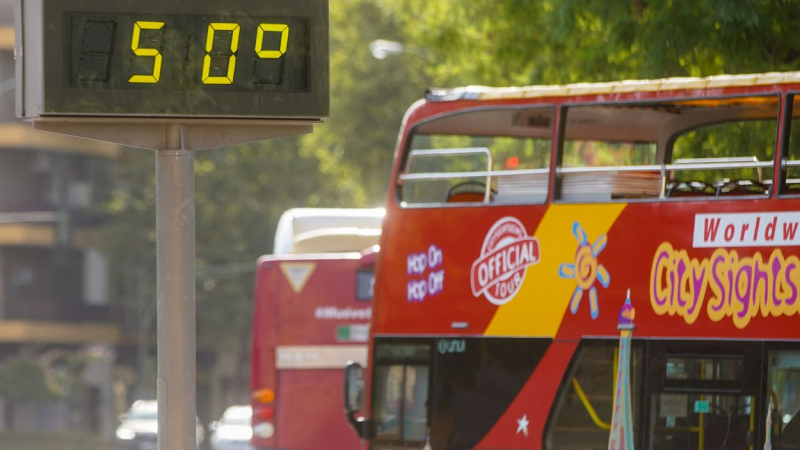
[16,0,328,120]
[14,2,329,450]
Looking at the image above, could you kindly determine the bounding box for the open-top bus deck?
[344,72,800,450]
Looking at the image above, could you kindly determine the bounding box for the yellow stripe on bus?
[484,203,626,337]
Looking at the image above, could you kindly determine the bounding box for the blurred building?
[0,0,123,437]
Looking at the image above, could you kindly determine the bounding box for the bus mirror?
[344,361,370,438]
[344,361,364,414]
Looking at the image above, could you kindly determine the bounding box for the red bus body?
[354,73,800,450]
[251,209,381,450]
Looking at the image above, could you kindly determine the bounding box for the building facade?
[0,0,124,436]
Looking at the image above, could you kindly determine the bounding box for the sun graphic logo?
[470,217,540,305]
[558,221,610,319]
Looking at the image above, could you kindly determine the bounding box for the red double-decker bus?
[344,72,800,450]
[251,208,383,450]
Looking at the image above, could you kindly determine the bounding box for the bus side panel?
[549,199,800,342]
[276,369,362,450]
[252,260,280,449]
[374,205,547,336]
[275,256,370,450]
[277,257,371,346]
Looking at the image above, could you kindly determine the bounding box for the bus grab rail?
[570,378,611,431]
[399,168,549,180]
[400,148,773,202]
[403,148,493,203]
[557,159,772,199]
[556,160,772,176]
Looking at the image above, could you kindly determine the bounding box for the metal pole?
[156,124,196,450]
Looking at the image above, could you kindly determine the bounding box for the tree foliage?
[389,0,800,85]
[0,349,86,403]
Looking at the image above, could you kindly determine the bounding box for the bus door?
[372,340,433,448]
[645,341,762,450]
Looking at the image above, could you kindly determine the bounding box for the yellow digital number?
[202,23,241,85]
[255,24,289,59]
[128,21,164,84]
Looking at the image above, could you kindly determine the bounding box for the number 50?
[128,21,290,85]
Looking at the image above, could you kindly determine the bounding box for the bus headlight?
[253,422,275,439]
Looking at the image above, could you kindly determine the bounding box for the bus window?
[373,341,432,443]
[668,97,778,198]
[546,341,642,450]
[559,103,664,201]
[767,350,800,449]
[664,356,744,391]
[558,96,779,201]
[671,121,776,197]
[782,94,800,195]
[563,141,657,167]
[356,268,374,301]
[398,107,553,206]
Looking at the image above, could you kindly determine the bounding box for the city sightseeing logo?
[470,217,540,305]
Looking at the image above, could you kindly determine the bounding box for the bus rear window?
[398,107,553,206]
[356,269,374,301]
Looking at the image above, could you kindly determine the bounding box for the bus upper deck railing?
[399,150,777,203]
[402,147,493,203]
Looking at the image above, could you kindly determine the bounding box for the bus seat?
[446,181,493,203]
[665,180,715,198]
[715,179,770,197]
[447,192,486,203]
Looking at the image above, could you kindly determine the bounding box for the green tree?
[389,0,800,85]
[302,0,428,202]
[0,348,86,403]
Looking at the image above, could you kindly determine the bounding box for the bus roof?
[426,70,800,102]
[273,208,384,255]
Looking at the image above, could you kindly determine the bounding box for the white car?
[209,405,253,450]
[115,399,205,450]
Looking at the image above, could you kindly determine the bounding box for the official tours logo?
[470,217,540,305]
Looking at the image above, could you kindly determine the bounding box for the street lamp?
[369,39,427,60]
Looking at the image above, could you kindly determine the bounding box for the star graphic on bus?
[516,414,529,436]
[558,221,610,320]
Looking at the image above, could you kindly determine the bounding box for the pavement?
[0,433,118,450]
